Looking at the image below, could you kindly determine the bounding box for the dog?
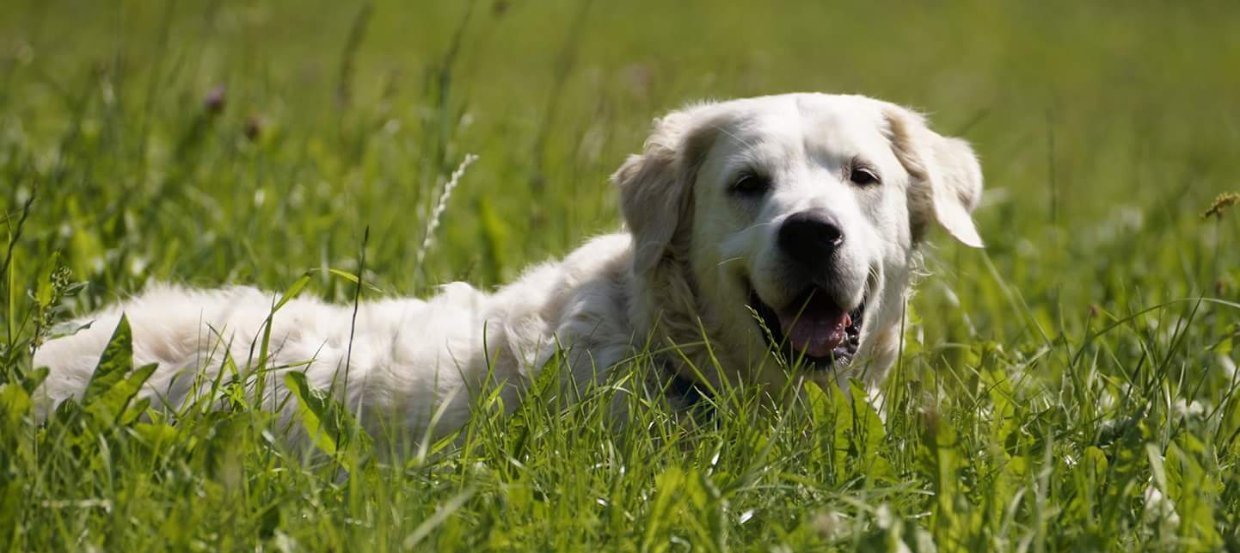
[33,93,983,439]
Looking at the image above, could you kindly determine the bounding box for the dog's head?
[613,93,983,390]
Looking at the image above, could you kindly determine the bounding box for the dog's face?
[615,94,983,390]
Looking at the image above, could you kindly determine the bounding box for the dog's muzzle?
[747,210,865,370]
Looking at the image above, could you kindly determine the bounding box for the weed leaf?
[283,371,370,457]
[78,316,157,424]
[83,315,135,402]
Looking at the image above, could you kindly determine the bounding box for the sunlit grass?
[2,0,1239,550]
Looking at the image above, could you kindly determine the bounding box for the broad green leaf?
[828,380,853,481]
[20,366,48,394]
[82,315,135,402]
[848,379,892,481]
[283,371,370,457]
[86,364,157,426]
[77,316,157,425]
[0,383,32,430]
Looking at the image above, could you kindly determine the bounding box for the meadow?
[2,0,1239,550]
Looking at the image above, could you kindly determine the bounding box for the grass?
[2,0,1240,550]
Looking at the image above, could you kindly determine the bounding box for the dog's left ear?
[883,105,985,248]
[613,105,726,273]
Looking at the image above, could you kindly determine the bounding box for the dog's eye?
[849,165,881,186]
[731,171,770,197]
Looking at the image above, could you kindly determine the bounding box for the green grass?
[2,0,1240,550]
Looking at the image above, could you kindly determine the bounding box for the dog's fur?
[33,93,983,438]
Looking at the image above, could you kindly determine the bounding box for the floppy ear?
[883,105,985,248]
[612,106,724,272]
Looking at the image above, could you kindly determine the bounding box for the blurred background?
[1,0,1237,338]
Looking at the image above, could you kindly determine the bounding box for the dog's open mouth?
[748,286,863,371]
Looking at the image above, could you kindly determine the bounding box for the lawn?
[2,0,1239,550]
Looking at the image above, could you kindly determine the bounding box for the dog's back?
[32,284,491,432]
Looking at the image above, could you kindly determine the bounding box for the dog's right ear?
[613,106,724,273]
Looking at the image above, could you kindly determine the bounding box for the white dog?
[33,93,983,439]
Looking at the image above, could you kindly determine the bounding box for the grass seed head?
[1202,191,1239,219]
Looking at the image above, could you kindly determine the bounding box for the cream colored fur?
[33,93,983,440]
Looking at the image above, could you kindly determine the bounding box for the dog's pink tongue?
[779,310,851,358]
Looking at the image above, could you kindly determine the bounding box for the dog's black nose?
[778,211,844,267]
